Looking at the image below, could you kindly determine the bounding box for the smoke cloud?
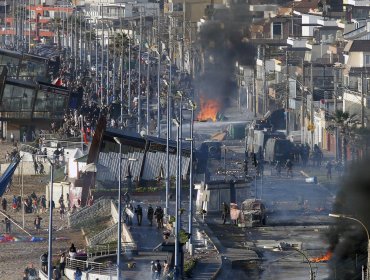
[327,158,370,279]
[195,10,256,112]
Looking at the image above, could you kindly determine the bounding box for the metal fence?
[66,256,116,276]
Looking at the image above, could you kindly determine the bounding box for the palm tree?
[108,32,129,56]
[330,110,359,163]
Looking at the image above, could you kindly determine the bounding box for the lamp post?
[128,33,132,116]
[163,79,170,216]
[137,9,143,133]
[46,158,54,280]
[144,43,150,135]
[166,55,172,139]
[173,118,181,280]
[188,100,196,255]
[113,136,123,280]
[278,242,315,280]
[329,213,370,280]
[155,49,161,137]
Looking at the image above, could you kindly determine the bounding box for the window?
[365,54,370,66]
[272,22,282,39]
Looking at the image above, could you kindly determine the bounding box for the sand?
[0,142,86,279]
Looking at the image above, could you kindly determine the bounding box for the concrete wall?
[110,200,135,244]
[65,268,117,280]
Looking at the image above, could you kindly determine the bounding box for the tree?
[330,110,359,163]
[108,32,129,56]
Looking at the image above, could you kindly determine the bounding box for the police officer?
[135,205,143,226]
[147,204,154,226]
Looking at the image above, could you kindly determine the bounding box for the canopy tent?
[0,157,20,197]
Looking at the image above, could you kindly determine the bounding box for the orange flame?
[309,250,332,263]
[196,97,220,122]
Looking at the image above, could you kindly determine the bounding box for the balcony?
[347,0,370,7]
[287,37,309,49]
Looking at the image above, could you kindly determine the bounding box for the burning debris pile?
[309,250,332,263]
[197,97,221,122]
[326,158,370,279]
[195,11,256,121]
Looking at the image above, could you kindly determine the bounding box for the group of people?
[150,259,170,280]
[127,203,164,229]
[40,243,78,279]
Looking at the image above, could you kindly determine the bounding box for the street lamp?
[114,136,137,279]
[113,137,123,279]
[144,43,150,135]
[188,100,196,256]
[278,242,315,280]
[166,55,172,139]
[163,79,170,216]
[329,213,370,280]
[46,158,54,280]
[155,49,161,137]
[173,117,181,280]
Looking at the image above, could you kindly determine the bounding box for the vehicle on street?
[241,199,266,227]
[264,138,294,164]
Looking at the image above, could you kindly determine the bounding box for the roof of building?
[344,40,370,52]
[293,0,321,13]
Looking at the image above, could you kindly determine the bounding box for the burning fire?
[197,97,220,122]
[309,250,332,263]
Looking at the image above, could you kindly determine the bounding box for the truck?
[246,129,286,156]
[264,138,294,164]
[241,199,266,227]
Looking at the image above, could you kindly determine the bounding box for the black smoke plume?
[195,11,256,112]
[327,158,370,279]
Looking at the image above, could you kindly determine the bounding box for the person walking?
[59,252,66,276]
[150,261,156,280]
[154,206,164,229]
[34,215,42,233]
[221,202,230,225]
[285,159,293,178]
[4,217,11,233]
[162,260,169,279]
[275,161,282,177]
[154,260,162,279]
[135,205,143,226]
[147,204,154,226]
[69,243,77,259]
[326,161,333,180]
[59,201,65,219]
[1,197,7,211]
[74,267,82,280]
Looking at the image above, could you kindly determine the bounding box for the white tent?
[68,148,86,179]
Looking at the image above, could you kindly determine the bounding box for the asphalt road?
[185,106,336,279]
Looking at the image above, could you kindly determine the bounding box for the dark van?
[264,138,293,163]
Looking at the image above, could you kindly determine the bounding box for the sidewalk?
[128,195,223,279]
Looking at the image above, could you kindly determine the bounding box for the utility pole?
[286,49,290,135]
[262,45,267,114]
[137,9,143,133]
[182,0,186,71]
[361,72,365,128]
[334,67,339,160]
[310,63,314,147]
[301,59,305,144]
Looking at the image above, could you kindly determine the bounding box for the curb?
[194,216,224,279]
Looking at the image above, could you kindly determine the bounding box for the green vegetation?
[184,258,197,278]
